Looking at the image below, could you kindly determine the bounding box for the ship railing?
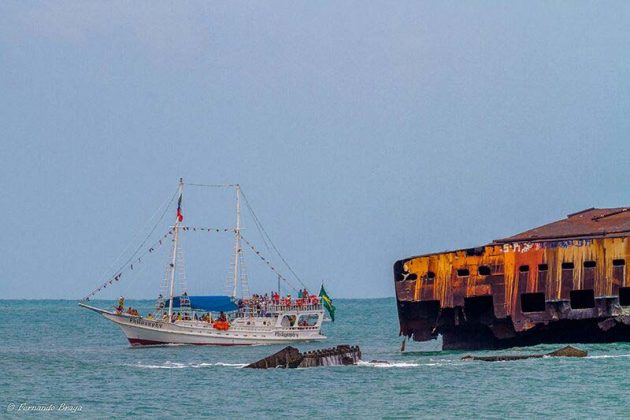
[229,323,321,332]
[149,313,321,331]
[154,303,323,322]
[264,303,323,312]
[234,303,322,316]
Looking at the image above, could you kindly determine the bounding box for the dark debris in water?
[461,345,587,362]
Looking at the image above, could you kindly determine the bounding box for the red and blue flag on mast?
[176,193,184,222]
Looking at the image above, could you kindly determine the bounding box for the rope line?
[98,187,177,282]
[82,227,174,301]
[115,188,178,279]
[240,189,308,289]
[84,187,178,301]
[82,226,235,301]
[82,182,310,300]
[185,183,238,188]
[180,226,235,232]
[239,234,300,292]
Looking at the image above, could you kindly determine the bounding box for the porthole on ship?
[394,207,630,350]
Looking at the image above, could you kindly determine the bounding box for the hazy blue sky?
[1,2,629,299]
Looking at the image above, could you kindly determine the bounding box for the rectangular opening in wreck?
[456,268,470,277]
[521,292,545,313]
[619,287,630,306]
[398,300,441,320]
[538,264,549,271]
[613,259,626,267]
[464,295,494,320]
[478,265,491,276]
[562,262,574,270]
[519,265,529,272]
[583,261,596,268]
[570,289,595,309]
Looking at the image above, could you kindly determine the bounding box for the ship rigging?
[80,179,331,346]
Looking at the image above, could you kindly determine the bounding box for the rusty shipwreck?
[394,208,630,350]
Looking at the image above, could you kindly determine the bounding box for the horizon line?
[0,296,395,301]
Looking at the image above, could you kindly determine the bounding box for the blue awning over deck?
[167,295,237,312]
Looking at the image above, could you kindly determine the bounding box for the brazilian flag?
[319,285,336,322]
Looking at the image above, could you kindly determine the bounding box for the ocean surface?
[1,298,629,418]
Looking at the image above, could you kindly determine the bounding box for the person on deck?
[115,296,125,313]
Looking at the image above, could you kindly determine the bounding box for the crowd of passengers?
[115,296,228,324]
[143,310,228,323]
[237,289,320,312]
[138,309,229,324]
[115,289,319,323]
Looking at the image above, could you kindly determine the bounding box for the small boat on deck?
[80,179,334,346]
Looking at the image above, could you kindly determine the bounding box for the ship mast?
[168,178,184,318]
[231,184,241,298]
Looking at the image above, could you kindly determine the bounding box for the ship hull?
[398,298,630,350]
[81,304,326,346]
[115,318,325,346]
[394,215,630,351]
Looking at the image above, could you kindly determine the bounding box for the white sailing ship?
[80,179,330,346]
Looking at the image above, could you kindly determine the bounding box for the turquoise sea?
[1,298,629,418]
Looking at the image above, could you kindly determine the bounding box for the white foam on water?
[357,360,421,368]
[128,361,188,369]
[213,362,247,368]
[355,358,465,368]
[126,361,246,369]
[585,354,630,359]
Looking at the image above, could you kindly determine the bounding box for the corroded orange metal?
[400,238,629,320]
[395,208,630,349]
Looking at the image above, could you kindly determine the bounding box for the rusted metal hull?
[461,345,588,361]
[395,209,630,350]
[245,345,362,368]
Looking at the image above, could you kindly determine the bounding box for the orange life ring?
[213,321,230,331]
